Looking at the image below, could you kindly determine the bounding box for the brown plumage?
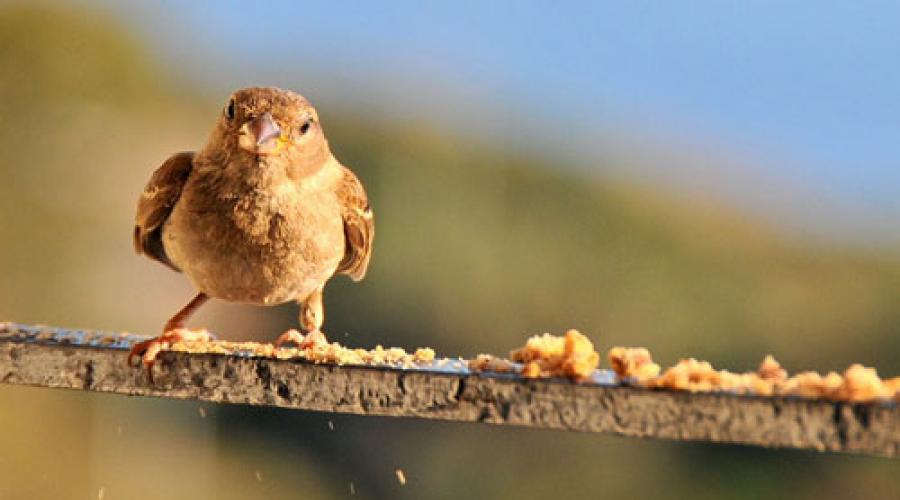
[130,87,373,370]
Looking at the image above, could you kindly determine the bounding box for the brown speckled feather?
[133,151,194,271]
[335,166,374,281]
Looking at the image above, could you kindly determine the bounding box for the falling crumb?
[395,469,407,486]
[98,487,105,500]
[349,482,356,495]
[255,471,263,482]
[327,420,334,431]
[198,406,207,418]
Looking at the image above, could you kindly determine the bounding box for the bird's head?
[204,87,331,177]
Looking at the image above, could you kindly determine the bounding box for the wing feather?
[334,167,374,281]
[133,152,194,271]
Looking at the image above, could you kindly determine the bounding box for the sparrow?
[129,86,373,370]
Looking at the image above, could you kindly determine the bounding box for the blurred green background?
[1,3,899,499]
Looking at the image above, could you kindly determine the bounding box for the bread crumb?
[414,347,436,363]
[158,329,900,403]
[834,364,892,402]
[608,347,660,380]
[510,330,599,381]
[775,365,895,402]
[169,336,438,369]
[468,354,516,373]
[651,358,717,392]
[883,377,900,400]
[641,354,898,402]
[758,355,787,382]
[780,371,831,398]
[395,469,406,485]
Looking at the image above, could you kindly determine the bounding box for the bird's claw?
[129,328,214,380]
[273,329,327,350]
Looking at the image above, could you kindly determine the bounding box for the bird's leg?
[274,287,327,349]
[129,292,213,371]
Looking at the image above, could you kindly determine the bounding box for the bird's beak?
[239,112,283,155]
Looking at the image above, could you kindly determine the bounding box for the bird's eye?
[225,99,235,120]
[298,120,312,135]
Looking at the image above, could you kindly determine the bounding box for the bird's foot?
[128,328,214,377]
[273,329,328,350]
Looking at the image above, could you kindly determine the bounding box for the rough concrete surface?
[1,322,897,457]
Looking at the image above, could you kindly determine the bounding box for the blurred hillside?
[1,5,899,500]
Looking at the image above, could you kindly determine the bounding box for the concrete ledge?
[1,322,897,457]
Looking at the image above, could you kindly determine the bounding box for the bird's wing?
[334,167,374,281]
[133,151,195,271]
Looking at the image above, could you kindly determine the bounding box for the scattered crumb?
[327,420,334,431]
[154,327,900,403]
[624,350,898,402]
[255,471,263,483]
[832,364,893,402]
[168,336,438,368]
[116,425,122,437]
[511,333,564,366]
[780,371,839,399]
[468,354,516,373]
[413,347,436,363]
[647,357,776,396]
[510,330,600,381]
[758,355,787,382]
[608,347,660,380]
[198,406,207,418]
[883,376,900,398]
[764,363,894,402]
[650,358,720,392]
[349,482,356,496]
[98,487,105,500]
[395,469,406,486]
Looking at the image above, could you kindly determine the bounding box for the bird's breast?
[163,177,345,305]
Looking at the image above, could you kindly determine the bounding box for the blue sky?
[100,1,899,242]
